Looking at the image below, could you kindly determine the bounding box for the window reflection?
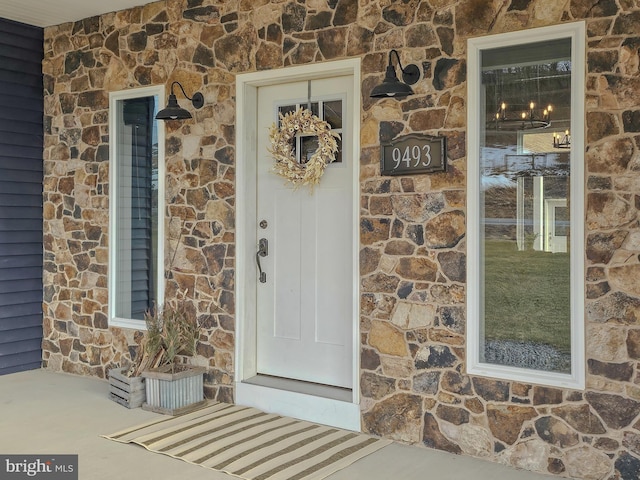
[277,99,343,165]
[479,39,572,373]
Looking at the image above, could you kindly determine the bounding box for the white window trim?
[466,22,586,389]
[108,85,166,330]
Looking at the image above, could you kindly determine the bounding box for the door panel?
[256,77,353,388]
[315,188,351,346]
[273,189,302,340]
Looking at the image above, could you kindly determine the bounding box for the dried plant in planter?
[138,295,206,415]
[130,295,200,376]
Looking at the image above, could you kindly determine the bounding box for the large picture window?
[467,23,585,388]
[109,86,165,329]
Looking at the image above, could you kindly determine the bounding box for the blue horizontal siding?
[0,193,42,207]
[0,69,43,89]
[0,220,43,233]
[0,180,42,195]
[0,290,42,306]
[0,314,41,331]
[0,17,42,39]
[0,338,42,355]
[0,168,42,183]
[0,255,42,269]
[0,118,43,136]
[0,154,43,169]
[0,326,42,343]
[0,267,42,286]
[0,244,42,257]
[0,356,42,375]
[0,207,42,218]
[0,144,43,160]
[0,17,43,375]
[0,302,42,320]
[0,95,42,116]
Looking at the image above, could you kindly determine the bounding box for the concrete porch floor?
[0,370,554,479]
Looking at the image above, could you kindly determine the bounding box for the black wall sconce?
[156,81,204,120]
[370,49,420,99]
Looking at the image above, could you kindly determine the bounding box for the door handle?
[256,238,268,283]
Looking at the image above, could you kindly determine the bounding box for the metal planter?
[141,366,207,415]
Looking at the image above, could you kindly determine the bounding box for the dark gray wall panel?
[0,17,43,375]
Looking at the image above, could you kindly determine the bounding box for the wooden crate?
[108,368,146,409]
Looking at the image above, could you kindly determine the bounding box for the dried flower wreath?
[268,108,340,189]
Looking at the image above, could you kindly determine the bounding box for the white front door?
[255,77,354,389]
[545,199,568,253]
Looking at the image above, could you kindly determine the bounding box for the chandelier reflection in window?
[493,101,552,130]
[553,129,571,149]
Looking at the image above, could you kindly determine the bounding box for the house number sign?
[381,134,447,175]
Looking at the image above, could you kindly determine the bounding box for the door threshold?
[235,377,360,431]
[244,374,352,402]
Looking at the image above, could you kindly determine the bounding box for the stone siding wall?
[41,0,640,478]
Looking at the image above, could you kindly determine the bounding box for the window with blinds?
[109,87,164,328]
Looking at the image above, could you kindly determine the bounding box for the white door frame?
[235,59,361,431]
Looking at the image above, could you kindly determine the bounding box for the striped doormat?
[102,402,391,480]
